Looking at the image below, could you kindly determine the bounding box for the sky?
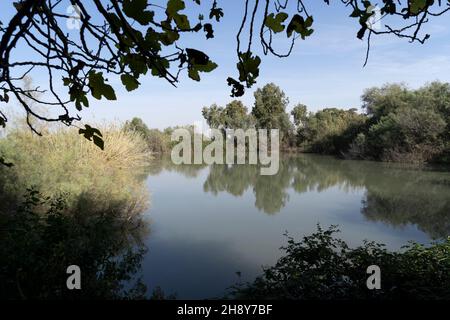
[3,1,450,129]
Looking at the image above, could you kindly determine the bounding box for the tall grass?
[0,123,152,218]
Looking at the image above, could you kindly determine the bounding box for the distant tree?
[223,100,252,129]
[202,104,225,129]
[300,107,367,154]
[252,83,289,129]
[124,117,171,154]
[124,117,151,136]
[202,100,254,131]
[360,82,450,162]
[362,83,414,122]
[291,103,308,128]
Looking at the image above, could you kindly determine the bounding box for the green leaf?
[409,0,428,15]
[185,49,217,81]
[79,125,104,150]
[265,12,289,33]
[121,74,140,91]
[123,0,154,25]
[227,77,245,97]
[167,0,185,16]
[287,14,314,39]
[237,51,261,87]
[92,135,105,150]
[88,71,117,100]
[209,4,224,22]
[203,23,214,39]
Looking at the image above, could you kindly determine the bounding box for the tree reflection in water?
[150,155,450,239]
[0,189,150,299]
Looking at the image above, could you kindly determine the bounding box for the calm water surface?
[140,155,450,299]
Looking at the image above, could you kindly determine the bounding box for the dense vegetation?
[202,82,450,164]
[229,226,450,300]
[1,0,444,158]
[0,122,153,299]
[0,189,149,299]
[0,123,151,216]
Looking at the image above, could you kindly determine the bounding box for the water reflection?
[148,155,450,239]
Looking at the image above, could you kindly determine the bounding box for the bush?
[229,226,450,300]
[124,117,172,155]
[0,123,151,217]
[0,189,149,299]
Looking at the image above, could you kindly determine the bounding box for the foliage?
[124,117,172,155]
[284,82,450,164]
[291,104,308,128]
[359,82,449,163]
[202,100,255,132]
[0,0,447,150]
[297,108,366,154]
[0,189,149,299]
[0,123,151,216]
[229,226,450,300]
[203,83,294,148]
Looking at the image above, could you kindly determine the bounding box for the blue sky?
[3,1,450,129]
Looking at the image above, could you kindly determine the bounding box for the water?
[141,154,450,299]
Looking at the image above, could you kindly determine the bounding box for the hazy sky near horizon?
[3,1,450,129]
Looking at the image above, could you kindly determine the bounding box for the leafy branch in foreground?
[229,225,450,300]
[0,0,449,150]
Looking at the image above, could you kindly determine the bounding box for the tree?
[252,83,288,129]
[223,100,252,129]
[300,107,366,154]
[359,82,450,162]
[0,0,449,160]
[252,83,293,146]
[291,103,308,128]
[202,100,254,131]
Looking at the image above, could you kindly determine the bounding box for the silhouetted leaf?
[88,71,117,100]
[203,23,214,39]
[287,14,314,39]
[227,77,245,97]
[123,0,154,25]
[209,2,224,21]
[79,124,104,150]
[265,12,288,33]
[121,74,140,91]
[237,51,261,87]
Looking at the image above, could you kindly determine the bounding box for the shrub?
[0,189,149,299]
[229,226,450,300]
[0,123,151,217]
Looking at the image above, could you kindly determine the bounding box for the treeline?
[123,118,209,156]
[202,82,450,164]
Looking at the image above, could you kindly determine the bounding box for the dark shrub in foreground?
[0,190,148,299]
[229,226,450,300]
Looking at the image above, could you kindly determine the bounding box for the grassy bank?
[0,123,151,217]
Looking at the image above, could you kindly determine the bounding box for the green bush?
[0,123,151,217]
[0,189,149,299]
[229,226,450,300]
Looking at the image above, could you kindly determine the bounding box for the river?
[140,154,450,299]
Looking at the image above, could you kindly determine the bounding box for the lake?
[141,154,450,299]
